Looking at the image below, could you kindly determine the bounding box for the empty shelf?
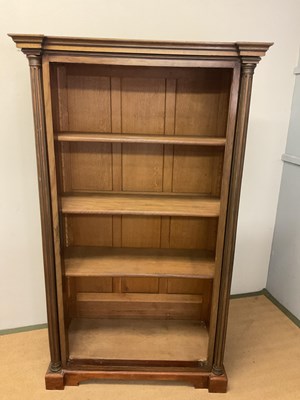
[68,318,209,361]
[55,132,226,146]
[61,193,220,217]
[64,247,215,279]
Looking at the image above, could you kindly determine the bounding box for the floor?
[1,295,300,399]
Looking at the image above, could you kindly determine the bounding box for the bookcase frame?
[10,34,271,392]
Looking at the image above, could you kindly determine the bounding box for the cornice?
[9,34,273,61]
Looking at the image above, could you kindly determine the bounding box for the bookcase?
[10,34,271,392]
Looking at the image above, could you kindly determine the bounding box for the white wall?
[1,0,300,329]
[267,54,300,319]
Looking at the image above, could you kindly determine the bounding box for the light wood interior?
[68,319,209,361]
[64,247,215,278]
[61,193,220,217]
[49,62,233,363]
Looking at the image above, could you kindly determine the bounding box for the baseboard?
[230,289,300,328]
[230,289,265,299]
[1,289,298,334]
[262,289,300,328]
[0,323,47,336]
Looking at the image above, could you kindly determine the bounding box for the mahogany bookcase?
[10,34,271,392]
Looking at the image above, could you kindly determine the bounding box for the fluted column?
[212,59,258,376]
[27,51,61,372]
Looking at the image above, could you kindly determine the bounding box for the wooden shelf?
[77,292,203,303]
[69,318,209,361]
[76,293,204,320]
[61,193,220,217]
[64,247,215,279]
[55,132,226,146]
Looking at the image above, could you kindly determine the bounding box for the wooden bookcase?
[10,34,271,392]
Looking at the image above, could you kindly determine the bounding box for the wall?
[1,0,300,329]
[267,53,300,319]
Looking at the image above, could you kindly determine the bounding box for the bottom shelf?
[68,318,208,361]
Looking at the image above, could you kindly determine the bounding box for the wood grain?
[61,193,220,217]
[55,132,227,146]
[9,33,273,59]
[64,142,113,192]
[121,77,165,134]
[67,74,111,132]
[64,247,215,279]
[212,61,258,375]
[68,318,208,361]
[65,215,113,247]
[174,70,231,137]
[27,54,61,372]
[10,33,271,392]
[122,143,163,192]
[76,292,203,320]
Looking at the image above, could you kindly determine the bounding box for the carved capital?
[241,56,260,75]
[241,62,257,75]
[27,53,42,68]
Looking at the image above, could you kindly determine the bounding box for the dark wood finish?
[45,365,64,390]
[66,358,204,369]
[208,371,228,393]
[8,34,271,58]
[42,57,69,367]
[64,369,210,389]
[212,60,259,375]
[206,61,241,365]
[10,34,272,392]
[45,367,227,391]
[26,52,62,373]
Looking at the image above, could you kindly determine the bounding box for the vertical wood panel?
[207,66,240,368]
[121,216,161,248]
[121,77,166,134]
[170,217,218,251]
[122,278,159,293]
[68,142,113,192]
[165,79,176,135]
[167,279,212,322]
[122,144,164,192]
[56,67,70,195]
[76,277,113,293]
[175,70,230,137]
[172,146,223,195]
[66,215,113,247]
[158,278,168,294]
[160,216,171,248]
[57,66,69,132]
[162,145,174,192]
[67,74,111,132]
[43,60,69,367]
[67,278,77,319]
[216,72,232,136]
[111,76,123,292]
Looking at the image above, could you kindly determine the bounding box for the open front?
[46,63,235,367]
[10,33,272,391]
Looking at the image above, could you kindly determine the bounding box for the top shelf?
[61,193,220,217]
[55,132,226,146]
